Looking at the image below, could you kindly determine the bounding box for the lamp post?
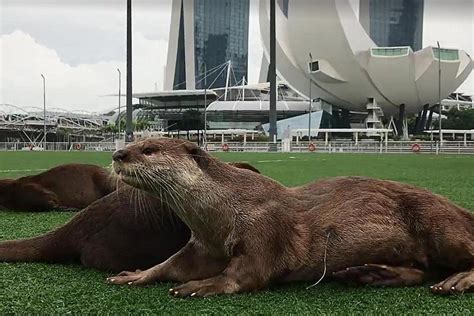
[125,0,133,142]
[268,0,277,149]
[117,68,122,136]
[308,53,313,141]
[437,41,442,149]
[202,62,208,150]
[41,74,46,149]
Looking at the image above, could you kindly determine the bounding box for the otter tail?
[0,226,78,263]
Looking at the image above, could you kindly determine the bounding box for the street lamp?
[308,53,313,141]
[117,68,122,136]
[437,41,442,149]
[202,62,208,150]
[125,0,133,142]
[41,74,46,149]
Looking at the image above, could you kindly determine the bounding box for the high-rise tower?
[359,0,424,51]
[164,0,250,90]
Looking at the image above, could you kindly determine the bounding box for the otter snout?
[112,149,129,162]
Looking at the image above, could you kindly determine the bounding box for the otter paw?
[106,269,153,286]
[431,271,474,295]
[170,278,238,298]
[332,264,424,287]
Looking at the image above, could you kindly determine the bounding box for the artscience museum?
[259,0,473,129]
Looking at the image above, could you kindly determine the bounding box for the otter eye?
[143,147,154,155]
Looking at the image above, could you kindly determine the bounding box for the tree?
[101,118,151,134]
[433,108,474,130]
[134,119,152,131]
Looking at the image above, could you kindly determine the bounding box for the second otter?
[0,164,115,212]
[0,161,260,271]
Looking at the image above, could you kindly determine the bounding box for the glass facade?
[372,47,409,56]
[278,0,289,18]
[432,48,459,61]
[173,2,187,90]
[193,0,250,89]
[368,0,424,51]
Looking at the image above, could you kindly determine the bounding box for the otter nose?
[113,149,129,162]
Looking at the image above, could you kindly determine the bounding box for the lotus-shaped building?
[259,0,473,119]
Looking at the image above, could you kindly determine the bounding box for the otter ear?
[183,142,209,169]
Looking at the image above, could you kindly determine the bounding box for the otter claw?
[128,282,133,285]
[190,292,196,297]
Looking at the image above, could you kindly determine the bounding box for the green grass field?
[1,151,473,314]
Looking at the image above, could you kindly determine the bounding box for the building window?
[308,61,319,72]
[432,48,459,61]
[278,0,289,18]
[371,47,409,56]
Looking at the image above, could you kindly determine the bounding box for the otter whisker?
[114,176,121,200]
[136,166,174,228]
[122,157,235,233]
[140,167,175,225]
[133,168,147,222]
[138,171,164,226]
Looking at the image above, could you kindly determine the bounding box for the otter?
[0,164,115,212]
[0,186,189,271]
[106,138,474,297]
[0,162,260,271]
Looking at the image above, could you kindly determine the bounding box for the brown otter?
[0,164,115,212]
[106,138,474,297]
[0,162,260,271]
[0,186,189,271]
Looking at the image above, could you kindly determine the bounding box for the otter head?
[112,138,210,195]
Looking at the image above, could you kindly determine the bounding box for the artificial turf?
[0,151,473,314]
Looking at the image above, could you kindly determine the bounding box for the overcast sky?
[0,0,473,112]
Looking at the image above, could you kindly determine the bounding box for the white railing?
[0,142,116,152]
[0,141,473,154]
[206,141,474,154]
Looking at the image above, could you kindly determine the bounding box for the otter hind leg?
[332,264,425,287]
[431,270,474,295]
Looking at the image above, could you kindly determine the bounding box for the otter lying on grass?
[0,164,115,212]
[0,162,260,271]
[106,138,474,297]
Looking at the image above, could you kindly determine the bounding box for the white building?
[258,0,473,121]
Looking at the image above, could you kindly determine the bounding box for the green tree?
[103,118,152,133]
[134,119,152,131]
[101,124,118,134]
[433,108,474,130]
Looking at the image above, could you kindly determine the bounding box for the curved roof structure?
[207,100,317,112]
[0,104,107,132]
[259,0,473,116]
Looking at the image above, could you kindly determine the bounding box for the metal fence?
[0,142,116,152]
[206,140,474,154]
[1,140,473,154]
